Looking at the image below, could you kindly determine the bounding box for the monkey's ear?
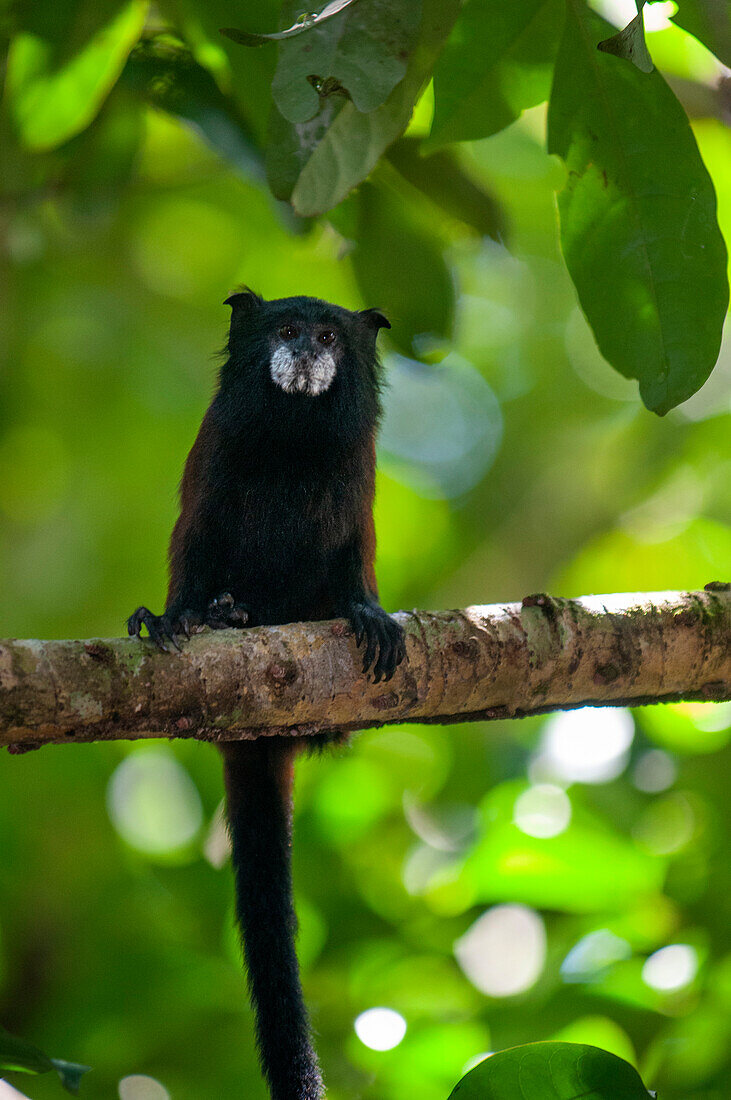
[224,287,263,311]
[359,308,391,331]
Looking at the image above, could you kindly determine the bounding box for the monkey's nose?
[291,334,310,355]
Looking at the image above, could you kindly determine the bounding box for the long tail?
[221,739,324,1100]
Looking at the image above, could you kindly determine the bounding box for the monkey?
[127,291,405,1100]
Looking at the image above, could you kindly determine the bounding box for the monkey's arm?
[128,501,251,648]
[127,515,214,649]
[334,510,405,682]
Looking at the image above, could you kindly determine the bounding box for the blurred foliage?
[0,1024,90,1093]
[0,0,730,1098]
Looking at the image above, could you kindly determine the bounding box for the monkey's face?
[224,292,390,403]
[268,319,341,397]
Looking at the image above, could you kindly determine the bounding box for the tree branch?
[1,587,729,750]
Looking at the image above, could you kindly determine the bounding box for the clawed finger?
[127,607,146,639]
[127,606,188,653]
[362,624,378,673]
[373,637,393,683]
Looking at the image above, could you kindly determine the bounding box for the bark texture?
[1,587,729,750]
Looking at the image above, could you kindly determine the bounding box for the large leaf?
[0,1026,90,1094]
[121,39,264,181]
[448,1042,655,1099]
[270,0,421,123]
[672,0,731,67]
[429,0,562,147]
[350,182,455,357]
[386,137,507,242]
[5,0,148,150]
[547,3,729,415]
[289,0,461,216]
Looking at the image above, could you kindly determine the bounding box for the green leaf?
[121,39,264,181]
[350,182,455,357]
[429,0,562,147]
[386,137,507,241]
[267,96,346,202]
[270,0,422,124]
[448,1042,655,1099]
[671,0,731,67]
[290,0,461,216]
[221,0,359,45]
[0,1026,90,1094]
[6,0,148,151]
[547,3,729,415]
[0,1025,54,1075]
[598,3,654,74]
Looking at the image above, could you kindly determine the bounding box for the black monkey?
[127,291,405,1100]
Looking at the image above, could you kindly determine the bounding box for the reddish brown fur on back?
[167,407,217,607]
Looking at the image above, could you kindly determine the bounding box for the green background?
[0,4,729,1098]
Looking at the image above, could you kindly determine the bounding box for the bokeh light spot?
[513,783,572,838]
[561,928,633,982]
[642,700,731,754]
[632,749,677,793]
[118,1077,171,1100]
[405,795,478,851]
[107,748,203,857]
[536,707,635,784]
[402,842,460,896]
[680,700,731,734]
[379,353,502,498]
[633,791,696,855]
[454,904,546,996]
[354,1007,407,1051]
[642,944,698,992]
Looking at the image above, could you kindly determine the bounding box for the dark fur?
[128,292,404,1099]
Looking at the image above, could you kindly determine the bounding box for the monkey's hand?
[127,606,203,652]
[128,594,249,650]
[205,592,250,629]
[347,602,406,683]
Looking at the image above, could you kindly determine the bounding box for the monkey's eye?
[318,330,336,345]
[279,324,299,341]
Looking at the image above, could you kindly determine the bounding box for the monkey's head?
[224,290,390,399]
